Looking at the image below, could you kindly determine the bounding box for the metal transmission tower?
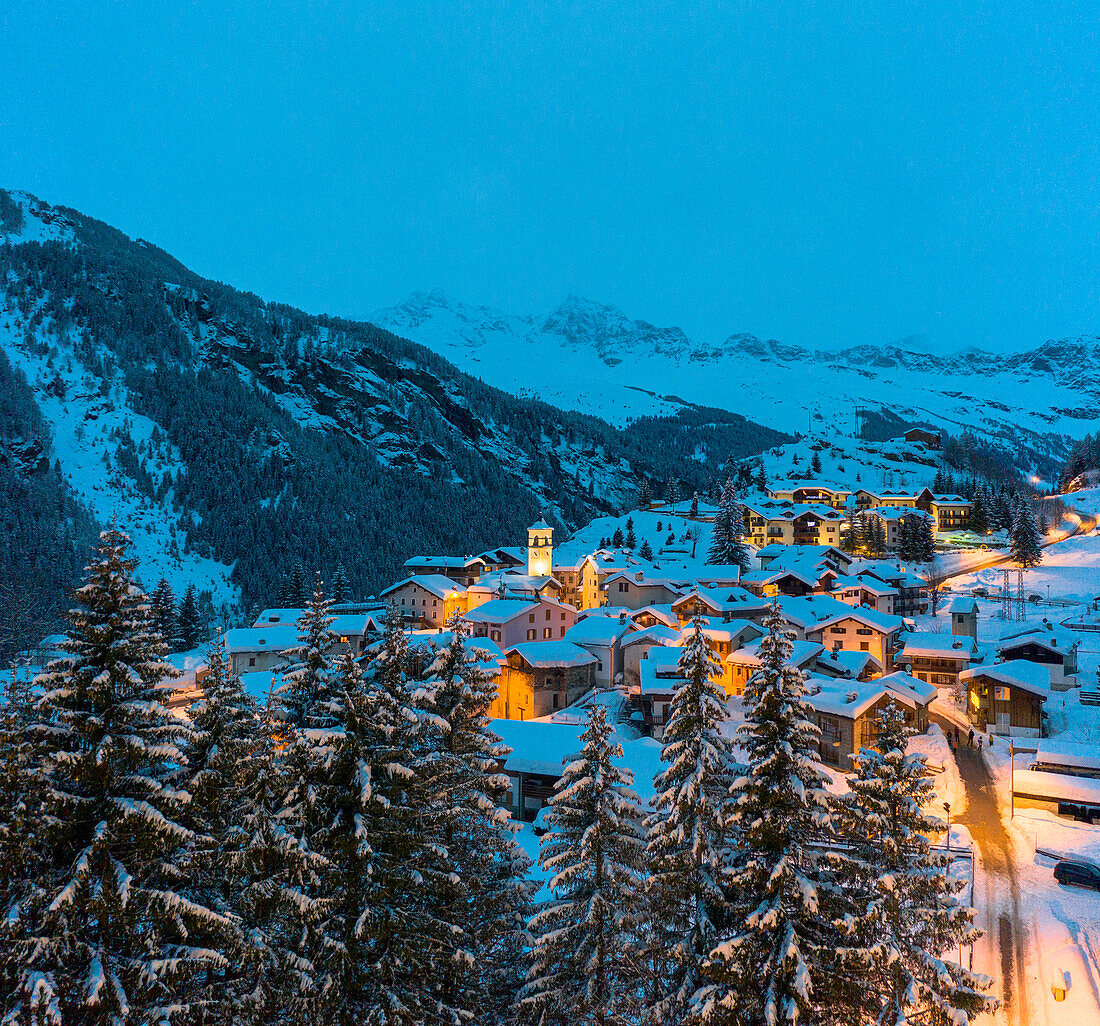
[1017,569,1026,621]
[1000,569,1011,621]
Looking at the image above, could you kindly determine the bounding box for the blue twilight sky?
[2,2,1098,352]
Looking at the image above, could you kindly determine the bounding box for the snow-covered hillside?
[372,290,1090,458]
[0,314,238,605]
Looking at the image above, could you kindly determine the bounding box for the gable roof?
[379,574,466,600]
[947,597,979,615]
[808,605,905,634]
[464,599,542,624]
[959,659,1051,699]
[506,641,599,669]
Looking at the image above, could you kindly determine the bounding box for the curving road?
[940,507,1097,585]
[933,712,1031,1025]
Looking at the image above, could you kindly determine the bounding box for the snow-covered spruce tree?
[897,516,917,563]
[695,600,837,1026]
[753,462,767,493]
[228,690,326,1022]
[310,618,470,1025]
[150,577,178,648]
[520,703,646,1026]
[277,574,340,730]
[0,662,44,1013]
[639,538,654,561]
[177,640,263,1019]
[832,702,997,1025]
[708,480,751,572]
[417,628,535,1022]
[6,528,232,1024]
[1010,502,1043,569]
[639,479,653,508]
[626,518,637,550]
[691,492,700,518]
[667,479,679,506]
[643,618,736,1023]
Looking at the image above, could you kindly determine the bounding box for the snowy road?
[932,714,1034,1025]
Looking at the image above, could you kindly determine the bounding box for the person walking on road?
[954,726,961,746]
[968,728,974,747]
[978,735,983,753]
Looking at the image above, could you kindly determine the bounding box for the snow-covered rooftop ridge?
[959,659,1052,698]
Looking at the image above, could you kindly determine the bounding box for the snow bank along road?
[932,713,1034,1026]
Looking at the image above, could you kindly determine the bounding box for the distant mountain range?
[372,289,1095,462]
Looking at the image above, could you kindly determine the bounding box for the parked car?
[1028,593,1043,604]
[971,586,989,598]
[1053,860,1100,889]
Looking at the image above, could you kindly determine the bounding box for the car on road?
[1053,859,1100,889]
[971,586,989,598]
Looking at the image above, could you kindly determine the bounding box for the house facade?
[961,660,1049,737]
[491,642,598,720]
[465,597,578,648]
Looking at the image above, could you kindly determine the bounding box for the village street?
[933,713,1036,1026]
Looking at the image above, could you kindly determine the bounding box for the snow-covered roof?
[627,604,679,627]
[408,631,506,672]
[771,594,855,629]
[639,648,688,695]
[491,718,587,776]
[1031,739,1100,773]
[769,480,850,494]
[329,613,377,636]
[947,597,980,615]
[831,575,898,596]
[620,624,681,648]
[959,659,1051,699]
[402,554,486,569]
[803,678,888,719]
[224,625,298,653]
[877,671,937,707]
[807,604,905,634]
[464,599,542,624]
[726,638,824,668]
[996,625,1080,656]
[528,519,554,532]
[379,574,466,600]
[864,506,933,522]
[1013,769,1100,805]
[506,641,598,669]
[827,649,880,676]
[565,616,634,647]
[901,634,978,660]
[254,608,305,625]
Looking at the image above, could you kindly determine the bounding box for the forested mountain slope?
[0,189,788,645]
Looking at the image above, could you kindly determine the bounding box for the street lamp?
[943,801,951,851]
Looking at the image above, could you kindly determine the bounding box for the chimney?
[845,690,858,703]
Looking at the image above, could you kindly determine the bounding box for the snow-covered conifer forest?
[0,531,996,1025]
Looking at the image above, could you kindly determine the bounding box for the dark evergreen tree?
[968,491,989,535]
[150,577,178,647]
[810,452,822,475]
[419,630,535,1021]
[639,538,654,561]
[177,583,203,648]
[754,461,767,492]
[625,517,637,550]
[644,619,735,1023]
[638,479,653,508]
[696,601,837,1026]
[666,479,679,506]
[6,529,230,1024]
[1010,502,1043,569]
[277,574,339,729]
[612,527,625,548]
[520,704,646,1025]
[833,703,997,1024]
[917,514,937,563]
[708,479,751,571]
[288,560,307,608]
[690,491,700,518]
[330,562,352,603]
